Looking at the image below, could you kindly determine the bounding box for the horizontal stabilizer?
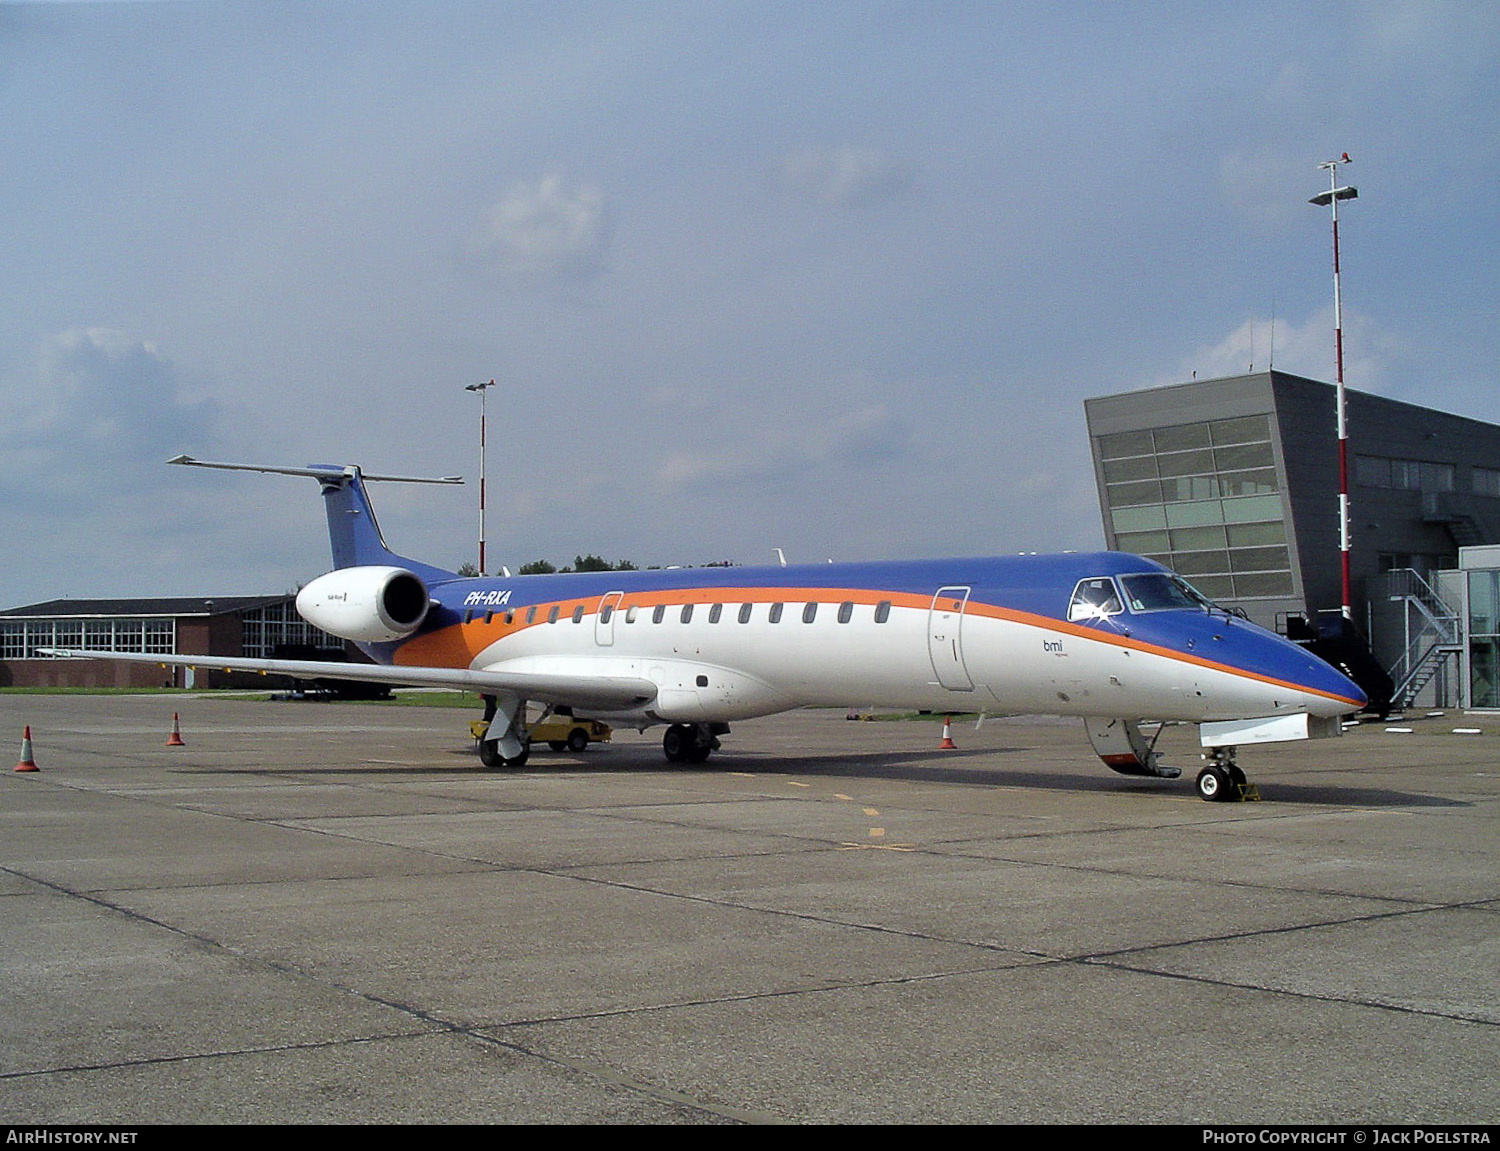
[167,455,463,485]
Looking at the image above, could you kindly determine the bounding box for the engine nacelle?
[295,566,431,643]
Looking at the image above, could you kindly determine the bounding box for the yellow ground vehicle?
[468,715,611,753]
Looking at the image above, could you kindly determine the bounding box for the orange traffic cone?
[166,713,186,747]
[938,716,958,750]
[14,725,39,772]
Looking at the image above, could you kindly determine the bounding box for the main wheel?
[663,724,692,763]
[547,740,568,752]
[480,739,530,770]
[566,728,590,753]
[1195,764,1232,802]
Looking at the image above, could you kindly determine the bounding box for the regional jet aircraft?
[56,459,1365,801]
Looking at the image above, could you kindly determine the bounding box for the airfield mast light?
[464,379,496,576]
[1309,154,1358,619]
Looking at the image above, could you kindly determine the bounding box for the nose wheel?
[1195,748,1250,802]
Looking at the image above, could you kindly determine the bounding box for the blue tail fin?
[310,465,457,581]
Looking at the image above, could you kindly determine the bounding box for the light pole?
[1309,154,1358,619]
[464,379,496,576]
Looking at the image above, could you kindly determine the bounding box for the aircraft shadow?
[176,744,1468,809]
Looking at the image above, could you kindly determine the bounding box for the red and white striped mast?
[1309,154,1358,619]
[464,378,496,575]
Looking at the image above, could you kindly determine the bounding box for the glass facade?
[0,617,176,659]
[1468,570,1500,709]
[1097,415,1294,601]
[239,601,341,658]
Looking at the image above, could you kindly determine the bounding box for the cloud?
[773,146,913,208]
[1217,148,1317,228]
[1166,307,1401,392]
[1,329,219,494]
[464,174,611,281]
[651,382,916,494]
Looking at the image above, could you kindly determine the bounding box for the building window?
[1469,570,1500,709]
[1357,454,1456,493]
[2,617,184,659]
[1099,416,1292,600]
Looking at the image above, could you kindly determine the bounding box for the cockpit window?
[1068,577,1123,622]
[1119,572,1214,613]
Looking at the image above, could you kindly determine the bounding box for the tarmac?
[1,692,1497,1125]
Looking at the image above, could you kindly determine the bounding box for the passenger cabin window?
[652,605,666,624]
[1068,577,1123,622]
[874,601,891,623]
[547,605,560,624]
[803,602,818,624]
[680,604,694,624]
[571,606,584,623]
[599,604,614,624]
[769,603,783,623]
[837,601,854,624]
[708,603,723,623]
[503,611,514,625]
[738,603,753,624]
[625,606,638,624]
[526,607,537,624]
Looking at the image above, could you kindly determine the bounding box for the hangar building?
[0,595,346,689]
[1084,371,1500,708]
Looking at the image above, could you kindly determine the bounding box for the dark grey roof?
[0,595,292,619]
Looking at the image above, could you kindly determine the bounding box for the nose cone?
[1216,621,1367,717]
[1299,652,1367,716]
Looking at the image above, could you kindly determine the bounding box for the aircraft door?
[595,591,624,646]
[928,586,974,691]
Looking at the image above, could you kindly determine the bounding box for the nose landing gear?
[1195,746,1253,802]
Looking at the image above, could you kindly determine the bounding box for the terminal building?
[1084,371,1500,710]
[0,595,347,689]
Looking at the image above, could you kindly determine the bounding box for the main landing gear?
[478,737,530,770]
[476,691,532,770]
[1195,745,1248,803]
[662,723,723,765]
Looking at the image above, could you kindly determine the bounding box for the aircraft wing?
[38,649,658,712]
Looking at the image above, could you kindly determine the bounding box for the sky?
[2,1,1497,606]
